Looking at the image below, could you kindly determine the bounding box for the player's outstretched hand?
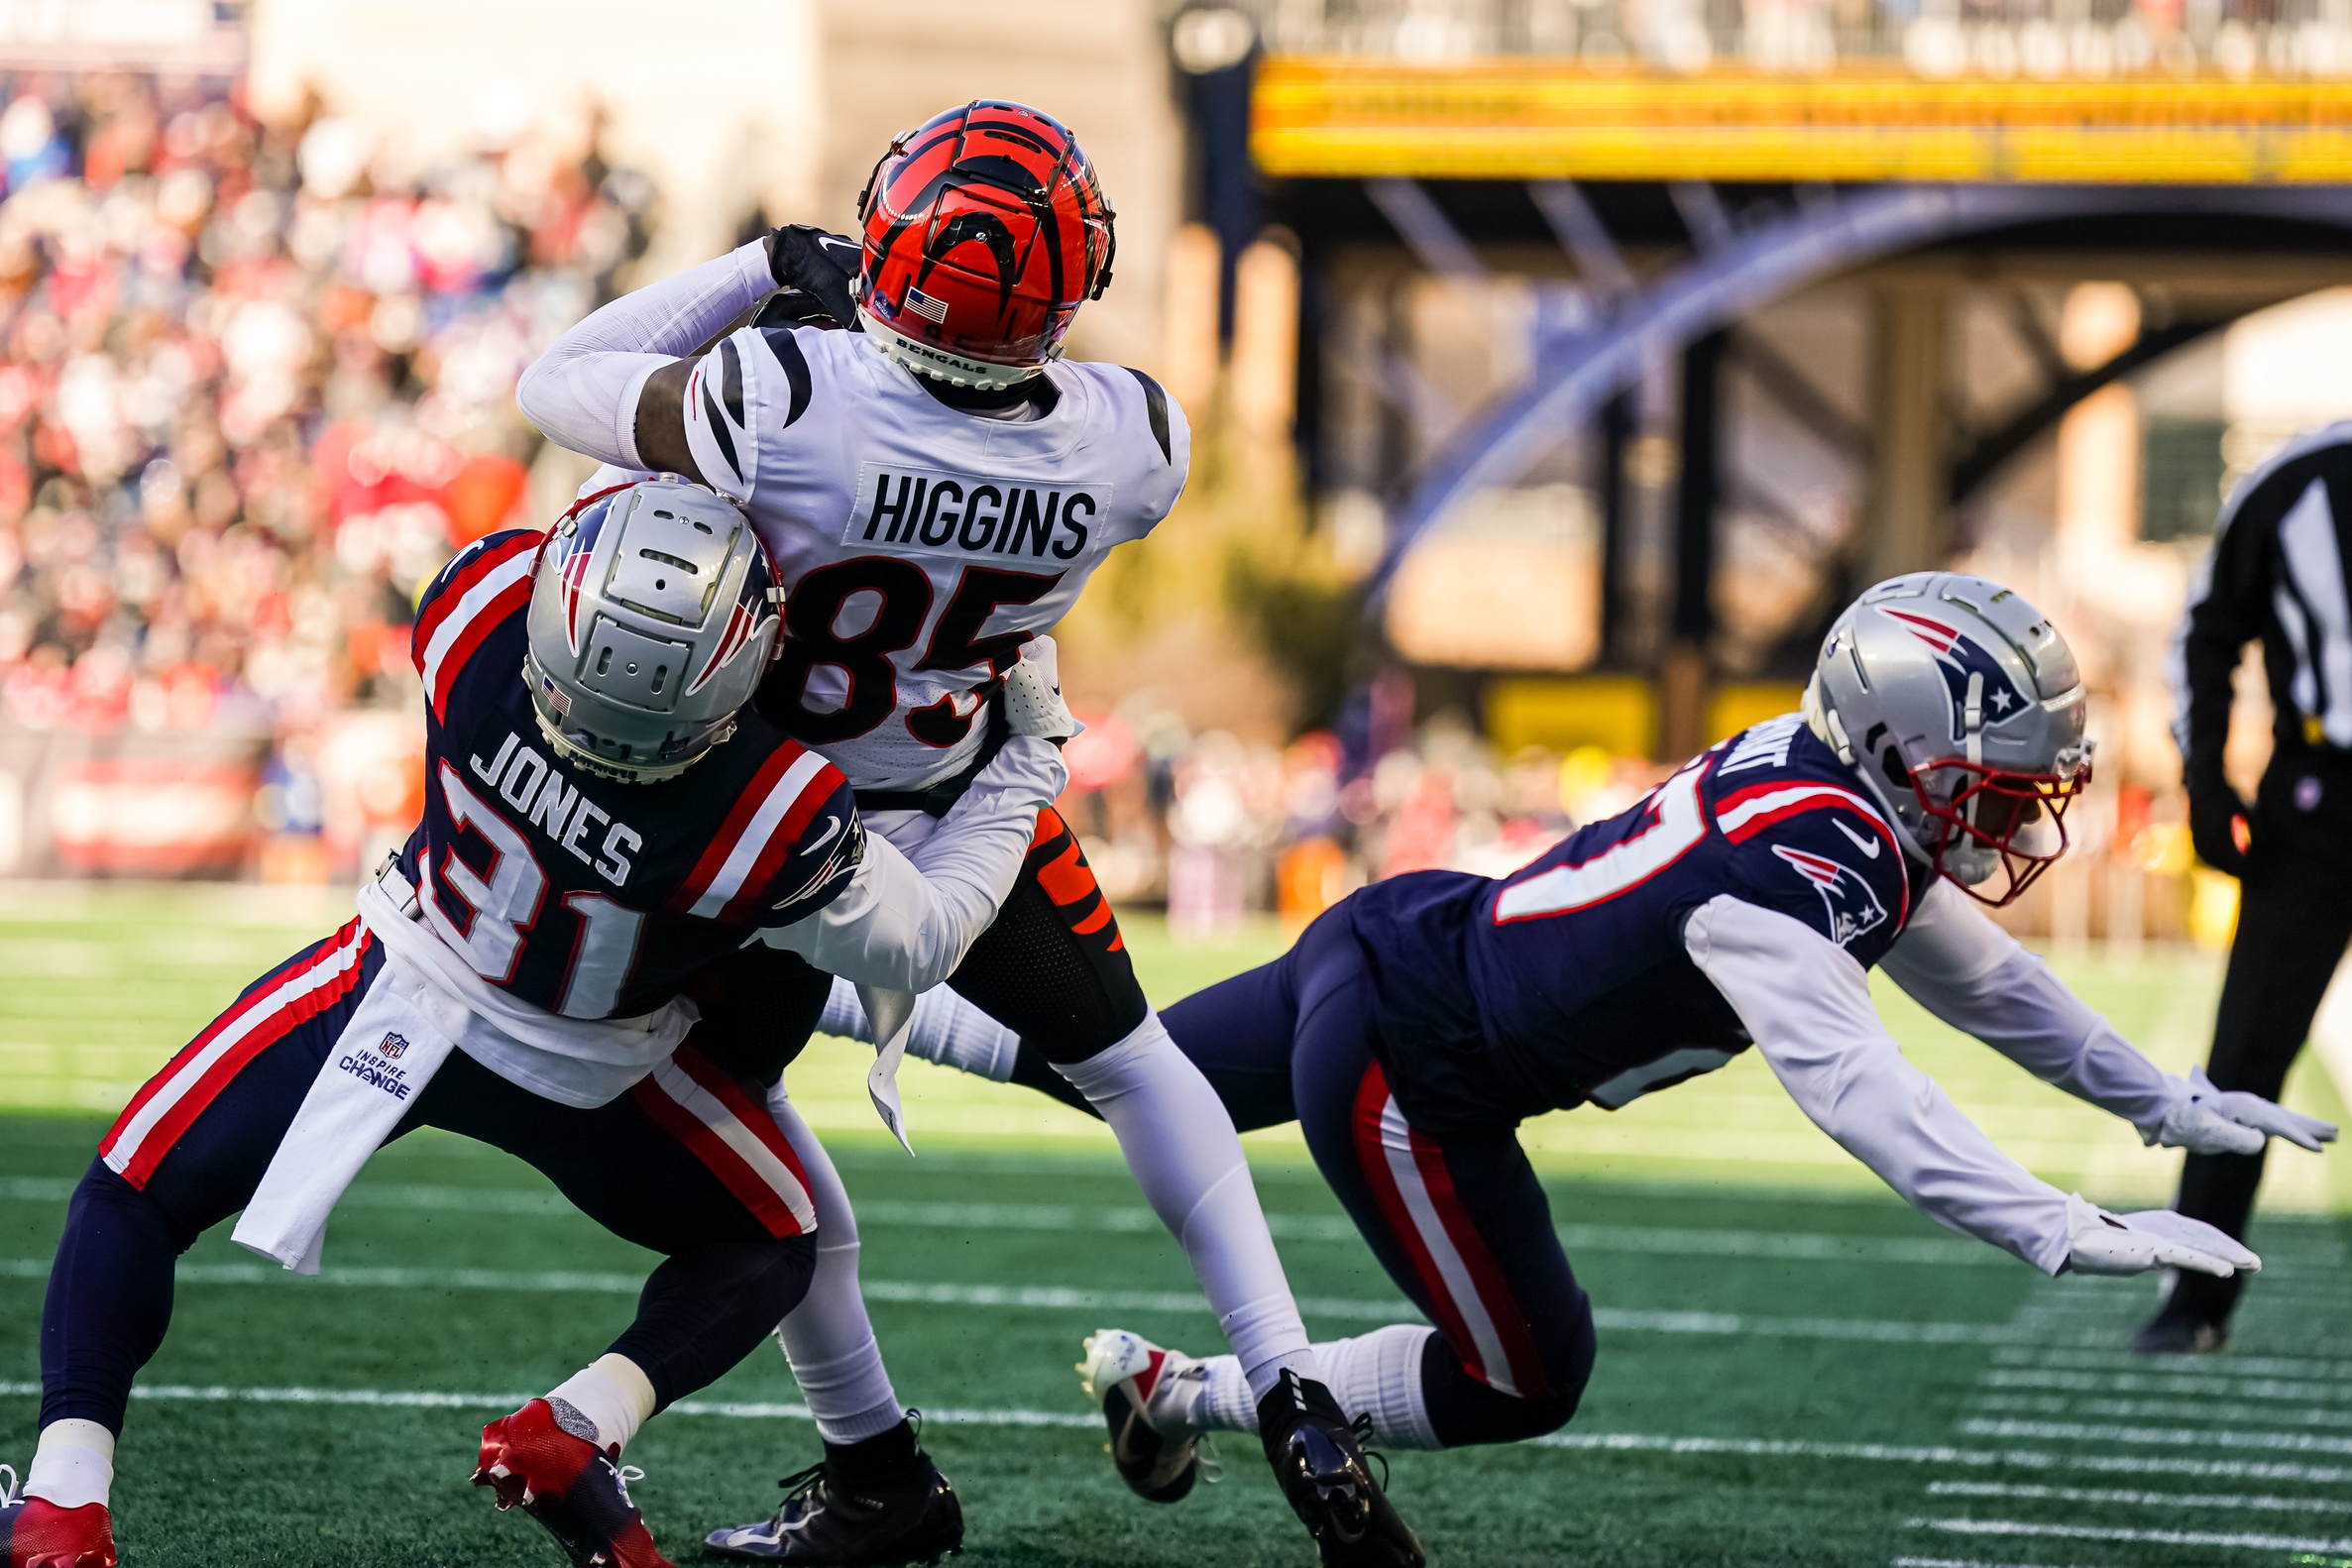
[1000,635,1081,742]
[2155,1065,2339,1157]
[2065,1193,2261,1279]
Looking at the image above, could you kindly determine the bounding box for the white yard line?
[1994,1346,2352,1383]
[0,1177,2001,1265]
[1980,1368,2352,1405]
[1925,1480,2352,1515]
[1960,1417,2352,1457]
[0,1379,2342,1489]
[1890,1559,2102,1568]
[0,1255,2049,1341]
[1910,1514,2352,1553]
[1970,1393,2352,1429]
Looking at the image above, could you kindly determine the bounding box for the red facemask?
[1911,753,2093,907]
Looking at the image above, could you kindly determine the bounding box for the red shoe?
[0,1472,116,1568]
[472,1400,673,1568]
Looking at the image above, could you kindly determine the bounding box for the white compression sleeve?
[1054,1012,1318,1400]
[817,974,1022,1081]
[1684,894,2073,1275]
[765,736,1066,992]
[515,238,773,469]
[766,1084,905,1443]
[1878,878,2179,1135]
[1188,1326,1438,1448]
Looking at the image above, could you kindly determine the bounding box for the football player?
[0,478,1071,1568]
[824,574,2335,1481]
[516,103,1418,1566]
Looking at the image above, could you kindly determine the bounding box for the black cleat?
[2133,1309,2229,1356]
[1258,1371,1424,1568]
[702,1452,962,1565]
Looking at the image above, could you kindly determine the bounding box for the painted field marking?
[0,1177,2006,1266]
[1910,1514,2352,1553]
[1995,1346,2352,1383]
[1970,1393,2352,1429]
[0,1380,2343,1488]
[1926,1479,2352,1515]
[1960,1417,2352,1457]
[1981,1368,2352,1406]
[0,1254,2063,1343]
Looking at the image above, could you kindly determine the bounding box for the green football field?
[4,883,2351,1568]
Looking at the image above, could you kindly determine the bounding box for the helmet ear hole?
[1881,748,1913,789]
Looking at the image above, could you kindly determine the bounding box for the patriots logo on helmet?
[686,549,777,695]
[1879,608,2036,743]
[550,491,619,658]
[1772,844,1888,948]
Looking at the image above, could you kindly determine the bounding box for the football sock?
[824,1417,922,1488]
[25,1418,114,1511]
[1314,1326,1441,1449]
[546,1355,656,1454]
[1182,1328,1440,1448]
[768,1085,908,1445]
[820,976,1021,1081]
[1053,1012,1319,1400]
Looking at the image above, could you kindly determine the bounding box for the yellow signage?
[1253,57,2352,182]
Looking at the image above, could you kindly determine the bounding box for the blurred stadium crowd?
[0,71,649,874]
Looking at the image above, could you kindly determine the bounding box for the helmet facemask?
[1903,746,2092,906]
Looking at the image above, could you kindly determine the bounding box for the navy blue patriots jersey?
[1348,714,1934,1132]
[400,529,861,1021]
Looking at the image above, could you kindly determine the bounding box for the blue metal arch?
[1371,182,2352,600]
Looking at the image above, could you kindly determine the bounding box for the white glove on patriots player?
[2150,1065,2337,1157]
[2064,1192,2260,1278]
[1000,634,1082,742]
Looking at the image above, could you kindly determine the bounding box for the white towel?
[858,983,917,1155]
[231,954,458,1275]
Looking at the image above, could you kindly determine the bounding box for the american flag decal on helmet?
[903,287,950,324]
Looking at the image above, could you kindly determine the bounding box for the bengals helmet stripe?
[855,100,1116,390]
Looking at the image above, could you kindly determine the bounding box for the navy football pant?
[1012,905,1596,1446]
[44,918,819,1435]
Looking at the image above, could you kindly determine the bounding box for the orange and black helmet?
[854,101,1116,389]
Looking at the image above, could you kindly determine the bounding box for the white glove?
[999,634,1081,742]
[2063,1192,2261,1279]
[2151,1065,2339,1157]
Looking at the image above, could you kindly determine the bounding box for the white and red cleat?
[472,1399,674,1568]
[0,1469,114,1568]
[1076,1328,1215,1504]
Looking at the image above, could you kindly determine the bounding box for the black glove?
[766,224,862,331]
[2188,781,2253,877]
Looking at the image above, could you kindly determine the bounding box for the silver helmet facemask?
[521,477,782,783]
[1803,572,2093,906]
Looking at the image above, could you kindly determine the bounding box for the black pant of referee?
[2138,748,2352,1353]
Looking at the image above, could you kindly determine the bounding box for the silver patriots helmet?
[1804,572,2092,906]
[522,476,782,782]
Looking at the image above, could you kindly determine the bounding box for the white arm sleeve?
[1879,878,2178,1136]
[515,238,773,469]
[1683,894,2073,1274]
[762,735,1066,992]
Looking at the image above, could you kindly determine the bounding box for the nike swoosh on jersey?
[1831,817,1882,858]
[803,813,843,852]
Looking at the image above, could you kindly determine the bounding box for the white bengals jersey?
[600,324,1189,791]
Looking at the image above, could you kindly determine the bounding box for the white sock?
[545,1354,654,1454]
[1314,1325,1440,1449]
[1184,1327,1438,1447]
[769,1083,908,1444]
[820,976,1021,1082]
[25,1419,115,1511]
[1054,1011,1319,1400]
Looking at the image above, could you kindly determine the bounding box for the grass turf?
[3,884,2351,1567]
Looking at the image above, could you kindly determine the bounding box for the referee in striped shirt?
[2144,421,2352,1354]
